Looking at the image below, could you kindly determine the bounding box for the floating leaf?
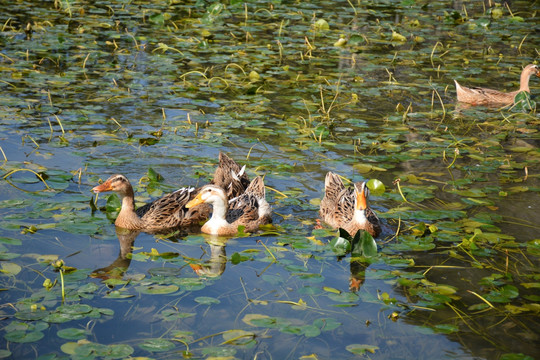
[221,329,256,345]
[58,304,93,315]
[57,328,89,340]
[350,230,378,257]
[138,339,176,352]
[4,330,44,343]
[1,262,21,276]
[433,324,459,334]
[313,318,341,331]
[328,292,359,303]
[314,19,329,31]
[195,296,220,305]
[147,167,163,182]
[346,344,379,355]
[366,179,385,196]
[500,354,534,360]
[0,237,22,245]
[136,284,179,295]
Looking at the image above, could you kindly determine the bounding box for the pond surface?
[0,0,539,359]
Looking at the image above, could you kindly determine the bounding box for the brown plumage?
[185,176,272,236]
[212,152,250,199]
[92,153,251,232]
[454,64,539,106]
[319,172,381,237]
[92,174,209,231]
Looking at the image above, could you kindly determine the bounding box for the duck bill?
[92,180,112,193]
[185,193,204,209]
[355,187,367,210]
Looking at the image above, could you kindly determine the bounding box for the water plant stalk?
[393,179,409,203]
[257,240,276,262]
[3,169,50,189]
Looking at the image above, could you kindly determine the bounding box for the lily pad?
[138,339,176,352]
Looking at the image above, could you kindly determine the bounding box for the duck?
[185,176,272,236]
[92,153,251,232]
[319,172,381,238]
[92,174,209,231]
[454,64,539,106]
[212,152,251,199]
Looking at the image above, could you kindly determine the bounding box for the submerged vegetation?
[0,0,539,359]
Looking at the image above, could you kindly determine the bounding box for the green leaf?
[58,304,93,315]
[242,314,274,327]
[221,330,256,345]
[149,13,165,26]
[351,230,378,257]
[4,330,44,343]
[513,91,536,111]
[136,284,179,295]
[105,344,134,358]
[314,19,329,31]
[301,324,321,337]
[330,229,351,254]
[195,296,220,305]
[138,339,176,352]
[1,262,21,276]
[313,318,341,331]
[500,354,534,360]
[147,167,163,182]
[346,344,379,355]
[433,324,459,334]
[57,328,88,340]
[366,179,385,196]
[328,292,359,303]
[14,310,48,321]
[105,194,121,213]
[0,237,22,245]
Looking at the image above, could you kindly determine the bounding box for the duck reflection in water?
[349,260,367,293]
[91,227,140,280]
[190,237,227,278]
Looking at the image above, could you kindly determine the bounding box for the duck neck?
[354,208,368,225]
[202,195,234,235]
[519,69,533,93]
[116,188,144,229]
[209,196,229,222]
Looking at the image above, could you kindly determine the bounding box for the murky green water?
[1,0,539,359]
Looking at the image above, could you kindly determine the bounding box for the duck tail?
[245,176,265,198]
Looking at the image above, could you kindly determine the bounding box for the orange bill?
[185,193,204,208]
[355,186,367,210]
[92,181,112,193]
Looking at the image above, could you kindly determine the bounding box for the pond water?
[0,0,539,359]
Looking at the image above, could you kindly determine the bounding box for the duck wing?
[137,187,197,228]
[320,172,353,227]
[226,176,271,228]
[212,152,251,198]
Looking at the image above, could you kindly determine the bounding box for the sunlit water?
[1,0,539,359]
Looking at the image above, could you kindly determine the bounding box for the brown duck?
[454,64,539,106]
[319,172,381,237]
[92,174,208,231]
[212,152,251,198]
